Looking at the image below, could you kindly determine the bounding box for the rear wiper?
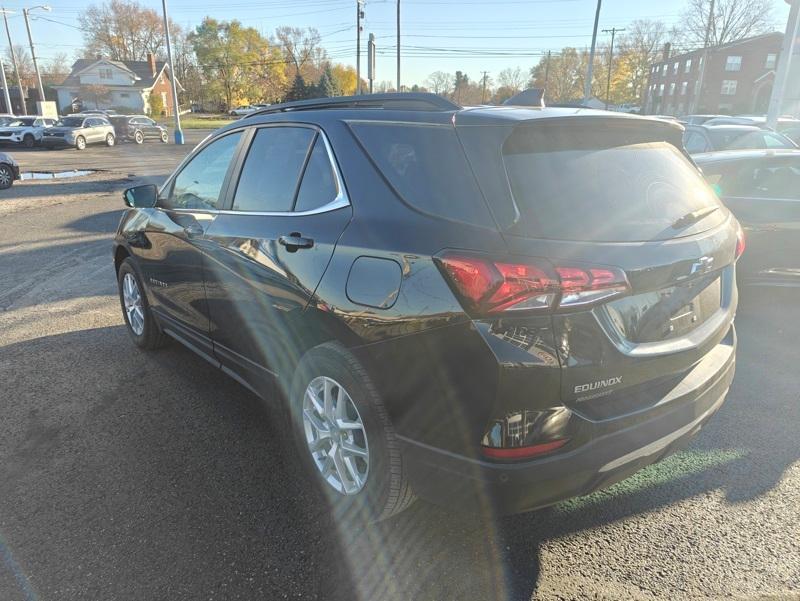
[671,206,720,229]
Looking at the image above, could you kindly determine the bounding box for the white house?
[53,54,181,115]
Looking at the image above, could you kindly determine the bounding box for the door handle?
[278,233,314,252]
[183,223,204,238]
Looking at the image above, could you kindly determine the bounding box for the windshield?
[57,117,85,127]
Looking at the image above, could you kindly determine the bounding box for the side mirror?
[123,184,158,208]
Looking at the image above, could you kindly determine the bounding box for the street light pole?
[583,0,602,102]
[161,0,183,144]
[396,0,401,91]
[356,0,364,94]
[602,27,624,110]
[766,0,800,129]
[22,5,49,114]
[0,55,12,114]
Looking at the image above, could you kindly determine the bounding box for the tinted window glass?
[764,133,792,149]
[717,161,800,199]
[709,129,751,149]
[294,137,338,212]
[166,132,242,210]
[232,127,315,212]
[349,122,493,226]
[502,125,723,242]
[684,130,709,153]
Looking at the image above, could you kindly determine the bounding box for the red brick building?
[643,33,783,116]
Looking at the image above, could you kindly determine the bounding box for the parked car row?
[229,104,271,116]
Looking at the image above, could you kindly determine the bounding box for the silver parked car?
[41,115,116,150]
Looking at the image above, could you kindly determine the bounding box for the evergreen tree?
[317,64,338,98]
[287,73,308,101]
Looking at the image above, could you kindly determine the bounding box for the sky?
[0,0,791,87]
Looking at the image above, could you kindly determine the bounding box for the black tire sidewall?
[117,258,160,349]
[23,134,34,148]
[289,344,396,522]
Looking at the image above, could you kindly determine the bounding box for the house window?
[765,53,777,69]
[669,82,676,96]
[658,83,664,97]
[694,80,701,96]
[685,59,692,73]
[680,82,688,96]
[721,80,738,95]
[673,61,679,74]
[99,68,113,79]
[662,64,667,76]
[698,56,704,71]
[725,56,742,71]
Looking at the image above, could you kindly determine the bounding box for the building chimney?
[662,42,671,62]
[147,52,157,77]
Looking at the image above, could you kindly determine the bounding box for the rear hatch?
[457,114,740,417]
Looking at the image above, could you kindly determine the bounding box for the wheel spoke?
[330,444,350,490]
[343,455,363,488]
[303,409,329,436]
[336,419,362,431]
[306,388,324,416]
[340,441,367,458]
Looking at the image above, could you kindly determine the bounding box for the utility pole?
[583,0,602,102]
[23,5,50,114]
[602,27,624,110]
[161,0,183,144]
[367,33,376,94]
[356,0,364,94]
[703,0,716,48]
[767,0,800,129]
[692,0,716,114]
[481,71,488,103]
[396,0,401,91]
[0,55,11,115]
[1,8,24,115]
[543,50,551,91]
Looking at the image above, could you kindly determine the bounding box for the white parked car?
[0,116,57,148]
[229,105,256,116]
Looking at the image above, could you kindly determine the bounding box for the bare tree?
[5,46,34,87]
[497,67,526,93]
[679,0,774,48]
[274,27,323,76]
[617,20,669,104]
[42,52,71,86]
[425,70,452,95]
[79,0,180,61]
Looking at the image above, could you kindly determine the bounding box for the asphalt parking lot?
[0,138,798,600]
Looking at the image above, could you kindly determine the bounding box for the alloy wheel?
[0,166,11,188]
[122,273,145,336]
[302,376,369,495]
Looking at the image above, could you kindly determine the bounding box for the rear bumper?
[399,326,735,515]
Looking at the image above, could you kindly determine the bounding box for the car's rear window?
[501,124,724,242]
[348,122,494,227]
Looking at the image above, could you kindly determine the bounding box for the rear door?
[203,124,352,387]
[458,118,739,415]
[708,156,800,284]
[140,117,160,138]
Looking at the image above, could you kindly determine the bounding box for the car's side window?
[231,126,316,212]
[163,131,243,211]
[748,163,800,199]
[684,131,709,153]
[294,136,339,212]
[764,133,789,149]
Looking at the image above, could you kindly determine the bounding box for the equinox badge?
[574,376,623,394]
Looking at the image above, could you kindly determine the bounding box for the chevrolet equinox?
[113,94,742,520]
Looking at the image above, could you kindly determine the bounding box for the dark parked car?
[695,149,800,287]
[41,116,116,150]
[109,115,169,144]
[682,114,723,125]
[684,124,798,154]
[113,94,741,519]
[782,126,800,146]
[0,152,20,189]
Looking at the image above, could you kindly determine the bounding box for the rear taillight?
[735,226,745,260]
[434,252,629,316]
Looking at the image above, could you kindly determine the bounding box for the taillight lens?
[435,252,629,316]
[735,226,745,260]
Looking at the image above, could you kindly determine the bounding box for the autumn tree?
[678,0,774,47]
[615,20,670,105]
[148,89,164,116]
[529,48,588,103]
[79,0,179,61]
[191,18,281,109]
[331,64,357,95]
[497,67,526,95]
[274,26,325,81]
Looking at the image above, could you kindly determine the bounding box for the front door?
[202,125,352,391]
[136,130,245,353]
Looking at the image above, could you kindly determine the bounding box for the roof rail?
[246,93,461,118]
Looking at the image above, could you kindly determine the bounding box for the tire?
[22,134,35,148]
[289,342,415,521]
[75,136,86,150]
[0,164,13,189]
[117,258,168,350]
[106,133,116,147]
[134,130,144,144]
[160,130,168,143]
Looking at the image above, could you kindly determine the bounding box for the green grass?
[158,115,236,130]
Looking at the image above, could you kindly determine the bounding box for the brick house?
[643,32,784,116]
[52,53,181,116]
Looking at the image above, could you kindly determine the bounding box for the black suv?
[109,115,169,144]
[114,94,742,519]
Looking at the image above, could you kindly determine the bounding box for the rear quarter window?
[348,122,495,227]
